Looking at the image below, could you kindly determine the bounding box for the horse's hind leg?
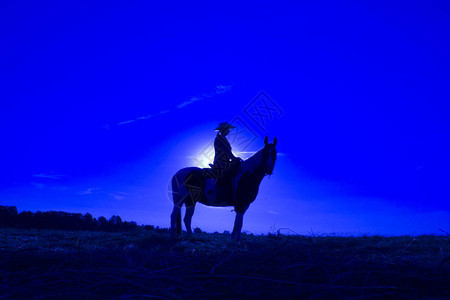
[184,203,196,237]
[171,172,186,240]
[170,205,181,240]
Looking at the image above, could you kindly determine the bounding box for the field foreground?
[0,228,449,299]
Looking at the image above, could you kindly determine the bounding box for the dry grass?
[0,228,449,299]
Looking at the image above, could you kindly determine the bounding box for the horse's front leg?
[231,212,244,240]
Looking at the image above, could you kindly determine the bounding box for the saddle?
[204,159,241,179]
[201,160,241,202]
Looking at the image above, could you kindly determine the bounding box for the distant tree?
[69,212,83,230]
[143,225,155,231]
[109,215,123,231]
[0,206,18,227]
[33,211,45,229]
[17,211,33,228]
[109,215,122,226]
[1,207,149,232]
[123,221,138,231]
[98,216,108,231]
[82,213,97,230]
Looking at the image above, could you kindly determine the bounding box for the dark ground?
[0,228,449,299]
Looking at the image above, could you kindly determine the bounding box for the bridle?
[262,145,277,176]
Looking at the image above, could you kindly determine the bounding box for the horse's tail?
[170,172,184,238]
[170,167,200,239]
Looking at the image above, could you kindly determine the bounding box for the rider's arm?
[215,135,236,161]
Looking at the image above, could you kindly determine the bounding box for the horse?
[170,136,277,241]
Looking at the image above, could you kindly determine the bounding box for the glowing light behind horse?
[170,136,277,240]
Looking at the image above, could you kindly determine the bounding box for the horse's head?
[263,136,277,175]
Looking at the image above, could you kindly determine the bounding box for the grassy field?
[0,228,449,299]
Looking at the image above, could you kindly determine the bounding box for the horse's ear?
[264,136,268,146]
[273,137,277,146]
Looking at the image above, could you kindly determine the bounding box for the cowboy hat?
[215,122,235,132]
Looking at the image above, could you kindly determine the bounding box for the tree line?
[0,206,155,232]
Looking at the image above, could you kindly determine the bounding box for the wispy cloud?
[80,187,100,195]
[215,85,232,94]
[109,192,127,201]
[31,182,47,190]
[176,85,232,109]
[33,172,64,179]
[117,120,135,126]
[110,85,232,127]
[117,111,166,126]
[177,96,202,109]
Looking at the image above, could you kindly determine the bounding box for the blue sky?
[1,1,449,235]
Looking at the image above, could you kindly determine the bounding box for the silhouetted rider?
[212,122,242,199]
[213,122,239,174]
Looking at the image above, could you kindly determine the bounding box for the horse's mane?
[245,147,263,162]
[241,145,269,174]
